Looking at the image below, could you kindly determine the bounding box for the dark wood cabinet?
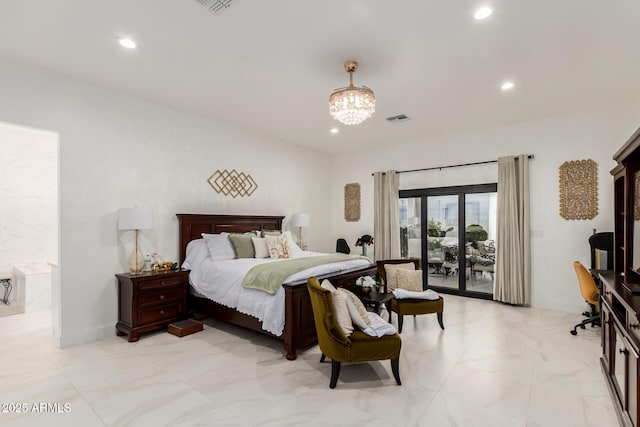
[115,270,190,342]
[602,126,640,426]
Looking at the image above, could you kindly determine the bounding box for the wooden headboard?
[177,214,284,264]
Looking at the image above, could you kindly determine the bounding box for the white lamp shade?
[291,213,310,228]
[118,207,153,230]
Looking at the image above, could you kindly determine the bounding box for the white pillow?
[201,232,235,260]
[337,288,371,329]
[252,237,270,259]
[282,230,304,257]
[321,279,337,292]
[320,280,354,336]
[182,238,209,270]
[266,235,290,259]
[331,289,353,337]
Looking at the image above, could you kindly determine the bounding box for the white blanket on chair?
[360,312,397,337]
[392,288,440,300]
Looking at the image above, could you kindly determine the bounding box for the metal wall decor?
[559,159,598,220]
[344,183,361,222]
[208,169,258,198]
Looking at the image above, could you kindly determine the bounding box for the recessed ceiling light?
[474,6,493,20]
[330,128,339,134]
[501,81,515,91]
[118,38,137,49]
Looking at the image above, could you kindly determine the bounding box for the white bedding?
[184,240,371,336]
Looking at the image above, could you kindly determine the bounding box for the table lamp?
[118,207,153,274]
[290,213,310,250]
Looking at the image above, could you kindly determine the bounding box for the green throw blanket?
[242,254,367,295]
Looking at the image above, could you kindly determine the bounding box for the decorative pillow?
[282,230,303,257]
[321,279,337,292]
[201,232,235,260]
[252,237,270,259]
[396,269,424,292]
[384,262,416,291]
[182,239,209,270]
[331,289,353,337]
[337,288,371,328]
[266,235,290,259]
[262,230,282,236]
[228,233,255,258]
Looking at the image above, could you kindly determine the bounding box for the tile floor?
[0,296,619,426]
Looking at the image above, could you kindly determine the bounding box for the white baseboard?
[58,322,116,349]
[530,297,586,314]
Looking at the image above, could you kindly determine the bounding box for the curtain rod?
[371,154,534,176]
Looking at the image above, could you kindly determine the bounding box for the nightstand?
[115,269,190,342]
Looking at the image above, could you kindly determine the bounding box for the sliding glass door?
[399,184,497,299]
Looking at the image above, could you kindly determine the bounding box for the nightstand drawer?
[138,276,185,291]
[139,303,183,324]
[139,289,183,308]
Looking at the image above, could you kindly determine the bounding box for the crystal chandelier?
[328,61,376,126]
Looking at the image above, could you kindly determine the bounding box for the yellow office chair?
[570,261,600,336]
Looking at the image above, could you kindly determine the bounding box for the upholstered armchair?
[376,259,445,333]
[307,277,402,389]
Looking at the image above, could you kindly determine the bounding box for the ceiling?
[0,1,638,154]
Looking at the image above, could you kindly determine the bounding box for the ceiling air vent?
[195,0,237,15]
[386,114,410,123]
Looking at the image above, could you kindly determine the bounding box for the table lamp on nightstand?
[118,207,153,274]
[290,213,310,250]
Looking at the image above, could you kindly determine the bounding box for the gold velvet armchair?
[376,259,445,333]
[307,277,402,389]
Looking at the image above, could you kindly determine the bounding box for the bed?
[177,213,377,360]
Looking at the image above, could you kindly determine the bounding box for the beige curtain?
[494,155,531,305]
[373,171,400,261]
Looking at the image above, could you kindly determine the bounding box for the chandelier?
[328,61,376,126]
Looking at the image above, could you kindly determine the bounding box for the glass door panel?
[426,195,458,289]
[400,198,422,259]
[464,192,497,295]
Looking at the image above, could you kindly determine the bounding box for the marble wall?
[0,122,58,272]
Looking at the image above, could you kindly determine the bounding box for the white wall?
[0,57,332,347]
[331,103,640,312]
[1,54,637,346]
[0,122,58,271]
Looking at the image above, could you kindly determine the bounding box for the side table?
[358,289,394,315]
